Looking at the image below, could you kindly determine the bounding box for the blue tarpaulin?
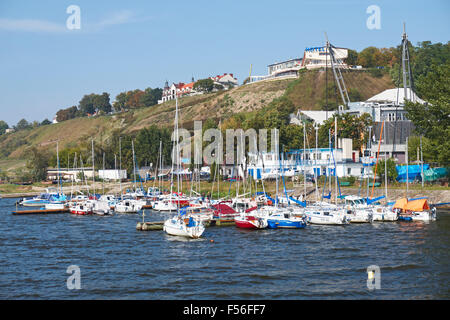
[396,164,430,182]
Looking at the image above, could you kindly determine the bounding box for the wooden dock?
[12,208,69,215]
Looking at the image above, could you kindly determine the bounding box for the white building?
[210,73,238,88]
[301,46,348,70]
[247,138,363,179]
[268,58,303,78]
[99,169,127,181]
[343,87,425,163]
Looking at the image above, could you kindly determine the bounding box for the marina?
[0,196,448,299]
[0,0,448,304]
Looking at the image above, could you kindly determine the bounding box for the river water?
[0,198,448,299]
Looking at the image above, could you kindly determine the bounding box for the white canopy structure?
[367,88,425,104]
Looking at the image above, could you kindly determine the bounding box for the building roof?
[180,82,194,90]
[267,58,302,67]
[298,110,337,125]
[367,88,425,104]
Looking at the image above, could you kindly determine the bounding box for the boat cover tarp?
[212,204,236,215]
[393,198,408,210]
[404,199,429,212]
[423,167,448,182]
[396,164,430,182]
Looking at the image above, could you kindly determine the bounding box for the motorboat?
[235,212,268,229]
[266,210,307,229]
[114,199,142,213]
[304,208,349,225]
[371,206,398,221]
[21,188,66,207]
[69,202,93,215]
[93,200,113,215]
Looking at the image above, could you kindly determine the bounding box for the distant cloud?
[0,10,143,34]
[96,10,135,29]
[0,18,66,33]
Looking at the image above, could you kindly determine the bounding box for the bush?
[368,68,384,78]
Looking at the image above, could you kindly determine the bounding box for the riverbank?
[2,180,449,205]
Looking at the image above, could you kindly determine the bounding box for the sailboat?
[265,140,307,229]
[394,197,436,222]
[304,118,349,225]
[163,96,205,239]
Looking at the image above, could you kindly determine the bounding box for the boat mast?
[102,152,105,195]
[119,137,122,200]
[334,117,338,205]
[406,136,409,198]
[132,139,136,192]
[303,122,307,202]
[420,136,424,188]
[384,123,388,202]
[314,124,319,201]
[92,139,95,197]
[328,129,332,197]
[56,141,61,195]
[275,128,279,209]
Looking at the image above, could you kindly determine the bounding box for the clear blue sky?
[0,0,449,126]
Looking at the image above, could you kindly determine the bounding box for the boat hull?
[163,219,205,239]
[235,217,267,229]
[267,219,306,229]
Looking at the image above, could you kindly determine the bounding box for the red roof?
[180,82,194,90]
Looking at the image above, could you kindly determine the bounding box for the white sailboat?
[163,96,205,239]
[163,215,205,239]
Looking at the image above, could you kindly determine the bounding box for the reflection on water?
[0,197,448,299]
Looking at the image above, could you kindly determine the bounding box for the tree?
[139,88,163,107]
[318,113,373,151]
[114,92,128,111]
[373,158,397,182]
[404,62,450,165]
[56,106,78,122]
[194,79,214,93]
[40,119,52,126]
[26,147,50,182]
[79,94,96,115]
[93,92,112,113]
[0,120,9,135]
[15,118,31,131]
[346,49,358,66]
[357,47,379,67]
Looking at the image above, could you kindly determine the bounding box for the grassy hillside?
[285,69,395,110]
[0,69,395,175]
